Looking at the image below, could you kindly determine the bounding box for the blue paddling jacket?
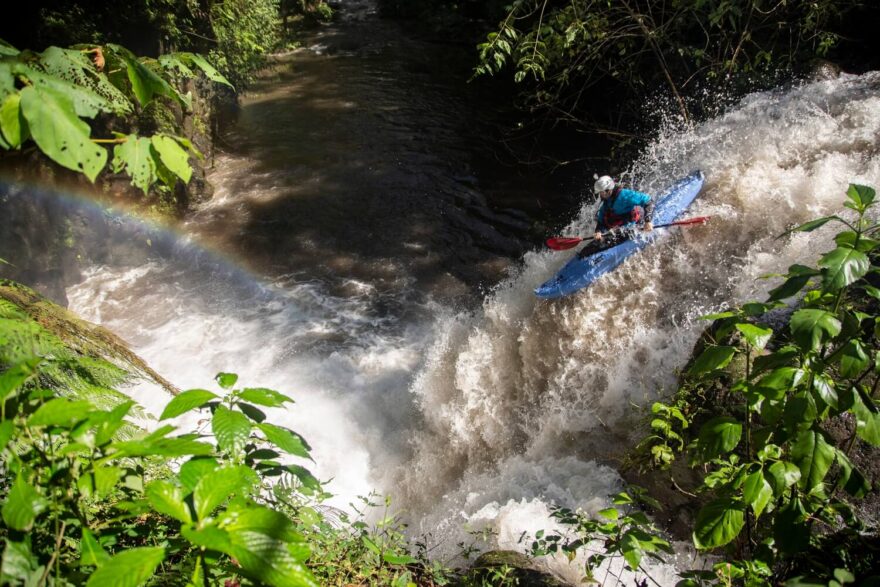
[595,187,655,232]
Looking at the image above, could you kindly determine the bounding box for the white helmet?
[594,175,615,194]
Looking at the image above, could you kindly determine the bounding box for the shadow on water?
[190,2,586,303]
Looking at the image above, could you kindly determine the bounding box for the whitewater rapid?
[64,71,880,584]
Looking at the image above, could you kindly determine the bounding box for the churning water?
[57,68,880,584]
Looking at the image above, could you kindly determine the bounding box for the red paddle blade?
[669,216,711,226]
[546,237,583,250]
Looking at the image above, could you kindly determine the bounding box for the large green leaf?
[735,323,773,350]
[838,340,869,378]
[693,499,745,549]
[193,465,258,520]
[80,528,111,567]
[696,416,742,461]
[833,448,871,498]
[187,53,234,88]
[1,476,49,531]
[0,540,40,585]
[620,531,643,570]
[238,387,294,408]
[112,434,213,458]
[819,247,870,291]
[85,547,165,587]
[0,357,40,401]
[37,46,132,115]
[109,45,182,107]
[850,390,880,445]
[790,428,835,493]
[0,420,14,452]
[159,388,218,421]
[112,135,157,195]
[178,457,219,492]
[28,398,94,428]
[689,346,736,376]
[846,183,876,211]
[742,470,773,518]
[213,405,251,456]
[755,367,804,400]
[0,93,28,148]
[790,309,841,352]
[19,85,107,181]
[150,134,192,183]
[145,480,192,523]
[257,422,311,459]
[811,373,838,409]
[216,505,318,587]
[774,495,808,554]
[767,461,801,496]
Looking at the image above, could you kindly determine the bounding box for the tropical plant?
[634,183,880,585]
[0,281,454,585]
[0,38,231,195]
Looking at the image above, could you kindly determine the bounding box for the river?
[3,2,880,584]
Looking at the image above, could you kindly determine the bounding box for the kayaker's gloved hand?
[643,221,653,232]
[593,231,603,241]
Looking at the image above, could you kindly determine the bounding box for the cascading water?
[2,8,877,583]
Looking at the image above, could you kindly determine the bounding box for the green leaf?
[212,405,251,456]
[112,435,213,458]
[790,309,841,352]
[213,505,319,587]
[19,85,107,181]
[80,528,111,567]
[0,420,14,452]
[1,476,49,531]
[216,372,238,389]
[850,390,880,445]
[693,499,745,549]
[85,546,165,587]
[742,470,773,518]
[178,457,218,492]
[839,340,869,378]
[833,448,871,498]
[755,367,804,400]
[237,387,294,408]
[257,422,311,459]
[779,216,839,237]
[160,388,218,420]
[689,346,736,376]
[812,374,838,409]
[819,247,870,291]
[187,53,234,88]
[28,398,93,428]
[145,480,192,523]
[112,135,156,195]
[767,265,820,301]
[0,92,28,148]
[736,323,773,350]
[1,540,40,584]
[150,134,192,183]
[36,46,132,115]
[790,428,835,493]
[382,552,417,565]
[0,357,40,401]
[193,465,258,520]
[93,466,124,498]
[620,531,643,570]
[767,461,802,496]
[696,416,742,460]
[846,184,875,210]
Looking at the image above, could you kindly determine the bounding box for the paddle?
[546,216,711,251]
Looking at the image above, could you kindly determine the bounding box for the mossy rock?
[461,550,568,586]
[0,279,178,395]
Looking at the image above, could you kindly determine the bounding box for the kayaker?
[578,175,654,258]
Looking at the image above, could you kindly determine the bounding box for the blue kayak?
[535,171,705,299]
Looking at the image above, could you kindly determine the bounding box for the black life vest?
[601,187,643,228]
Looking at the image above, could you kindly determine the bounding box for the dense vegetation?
[468,0,880,143]
[529,184,880,586]
[0,280,451,586]
[0,0,333,212]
